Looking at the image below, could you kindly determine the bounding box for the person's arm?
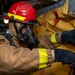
[0,44,54,74]
[1,39,75,74]
[54,48,75,69]
[49,29,75,45]
[1,32,75,74]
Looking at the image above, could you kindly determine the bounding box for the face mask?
[14,22,39,50]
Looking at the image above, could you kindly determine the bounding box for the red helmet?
[5,1,36,24]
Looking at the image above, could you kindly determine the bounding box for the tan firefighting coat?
[0,0,74,75]
[0,21,56,75]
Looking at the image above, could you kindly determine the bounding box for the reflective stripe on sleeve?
[50,34,57,43]
[38,48,48,69]
[8,13,26,21]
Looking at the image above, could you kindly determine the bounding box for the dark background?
[0,0,58,15]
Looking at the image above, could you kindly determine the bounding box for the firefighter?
[0,1,75,75]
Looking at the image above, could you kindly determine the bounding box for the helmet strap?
[14,22,19,36]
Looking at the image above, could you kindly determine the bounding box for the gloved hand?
[54,48,75,69]
[61,29,75,45]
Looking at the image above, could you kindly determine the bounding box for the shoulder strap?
[36,0,65,17]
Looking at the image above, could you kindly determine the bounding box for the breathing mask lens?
[16,23,29,42]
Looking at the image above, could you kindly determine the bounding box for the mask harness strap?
[14,22,19,36]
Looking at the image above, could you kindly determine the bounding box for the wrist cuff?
[55,32,62,43]
[38,48,48,69]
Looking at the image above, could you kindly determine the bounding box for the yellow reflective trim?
[51,34,57,43]
[38,48,48,69]
[8,13,26,21]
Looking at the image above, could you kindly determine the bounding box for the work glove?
[61,29,75,45]
[54,48,75,69]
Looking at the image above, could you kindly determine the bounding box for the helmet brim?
[3,15,10,19]
[13,19,38,25]
[4,15,38,25]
